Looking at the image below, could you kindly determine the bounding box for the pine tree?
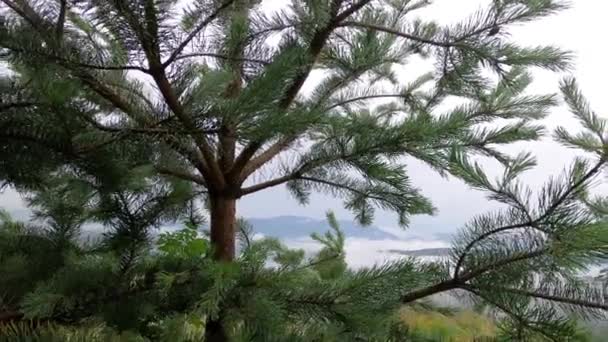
[0,0,572,261]
[2,1,608,341]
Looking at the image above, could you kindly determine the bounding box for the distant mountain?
[2,208,449,243]
[246,215,400,240]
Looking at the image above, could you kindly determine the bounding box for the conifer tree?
[0,0,573,262]
[2,1,608,341]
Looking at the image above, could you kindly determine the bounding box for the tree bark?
[209,196,237,262]
[207,197,236,341]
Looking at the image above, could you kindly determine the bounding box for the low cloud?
[284,237,449,269]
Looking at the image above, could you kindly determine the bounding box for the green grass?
[399,308,496,341]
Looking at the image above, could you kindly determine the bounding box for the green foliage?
[309,212,347,279]
[0,1,607,341]
[0,0,574,227]
[0,212,429,340]
[157,222,209,260]
[0,322,145,342]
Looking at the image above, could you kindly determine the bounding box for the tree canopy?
[1,0,607,341]
[0,0,574,261]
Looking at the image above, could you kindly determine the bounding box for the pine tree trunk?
[209,196,236,262]
[206,197,236,341]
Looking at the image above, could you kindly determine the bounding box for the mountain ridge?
[2,208,451,242]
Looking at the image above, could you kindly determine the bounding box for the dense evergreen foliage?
[1,0,608,340]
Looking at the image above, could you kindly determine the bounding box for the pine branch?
[173,53,270,65]
[340,21,451,48]
[0,131,73,156]
[154,166,206,186]
[162,0,237,68]
[151,70,224,187]
[0,0,46,32]
[453,158,606,278]
[91,2,219,185]
[234,0,374,175]
[85,117,220,136]
[335,0,373,22]
[240,134,407,192]
[459,248,548,282]
[325,94,410,110]
[277,3,341,110]
[239,173,294,196]
[239,154,322,194]
[1,41,147,72]
[538,159,606,223]
[461,285,563,341]
[247,23,296,40]
[299,176,404,207]
[162,136,212,183]
[1,6,151,121]
[453,222,546,278]
[50,55,147,71]
[289,253,342,273]
[481,286,608,311]
[74,71,140,116]
[400,248,548,304]
[134,14,224,189]
[237,137,294,180]
[400,279,458,304]
[55,0,67,40]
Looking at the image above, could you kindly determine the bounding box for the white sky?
[239,0,608,233]
[1,0,607,238]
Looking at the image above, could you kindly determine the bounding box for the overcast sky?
[243,0,608,232]
[1,0,607,238]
